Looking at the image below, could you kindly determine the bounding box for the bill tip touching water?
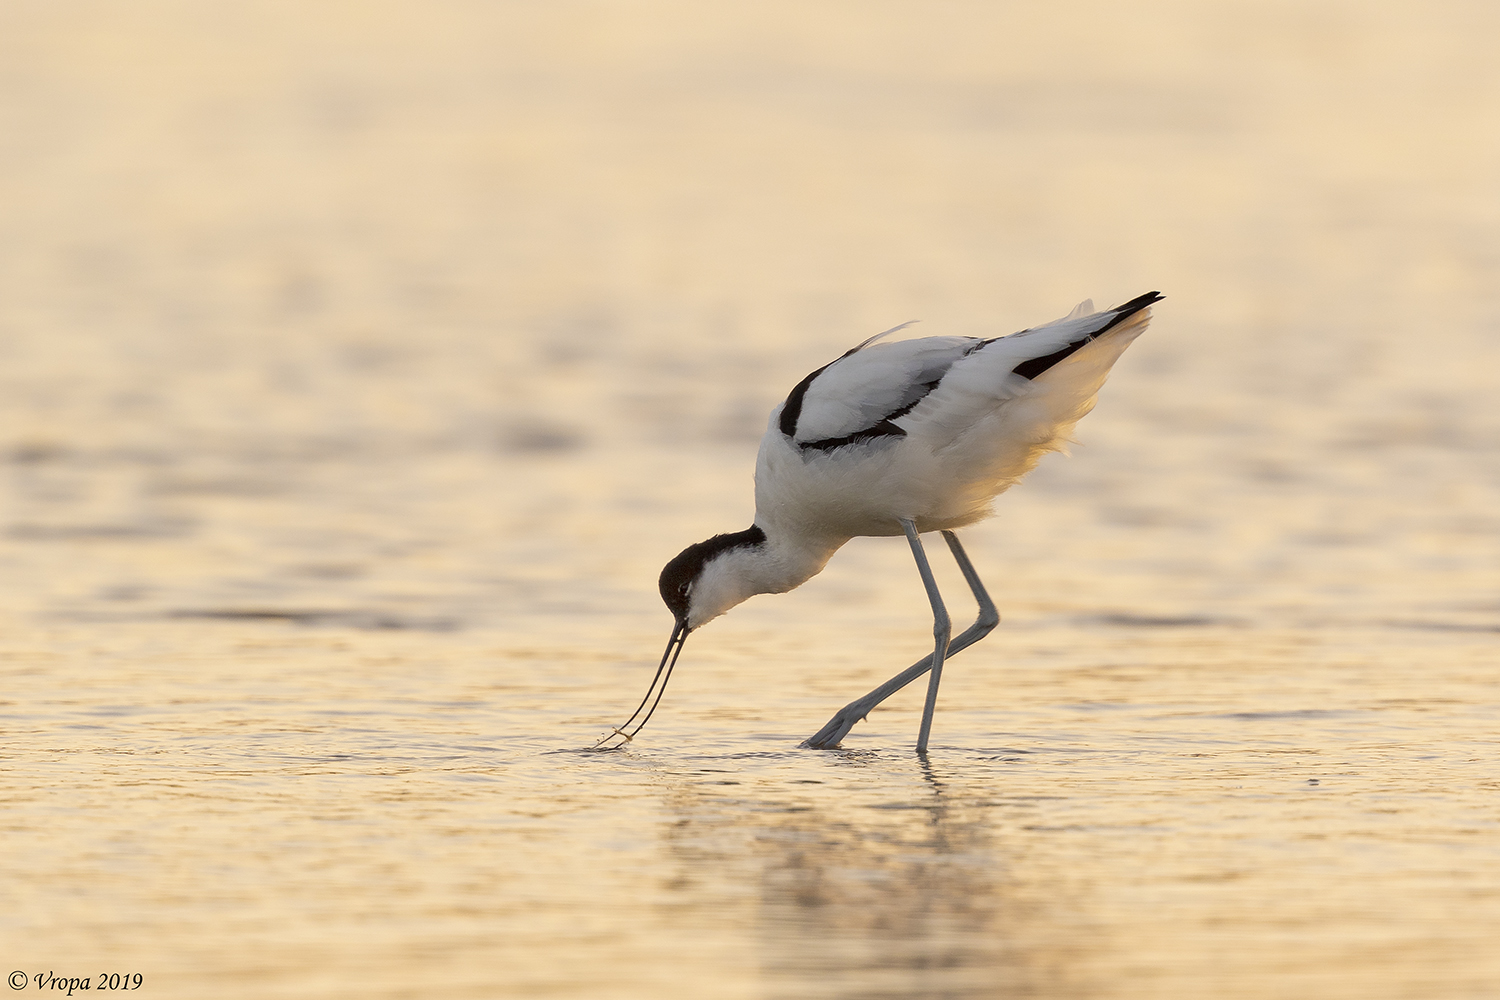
[591,292,1163,753]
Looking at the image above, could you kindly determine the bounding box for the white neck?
[686,525,845,629]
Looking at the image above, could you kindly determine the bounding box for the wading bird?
[594,292,1161,752]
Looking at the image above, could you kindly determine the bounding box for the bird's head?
[658,524,769,631]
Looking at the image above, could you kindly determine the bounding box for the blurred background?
[2,2,1497,998]
[3,0,1496,636]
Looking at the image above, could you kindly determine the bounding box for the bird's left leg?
[802,526,999,750]
[904,519,951,753]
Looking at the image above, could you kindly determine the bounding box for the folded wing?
[778,292,1161,452]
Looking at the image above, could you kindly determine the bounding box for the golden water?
[3,2,1498,997]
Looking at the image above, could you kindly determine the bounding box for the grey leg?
[906,519,951,753]
[940,530,1000,642]
[802,528,1000,750]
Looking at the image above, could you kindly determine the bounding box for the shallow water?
[3,1,1499,997]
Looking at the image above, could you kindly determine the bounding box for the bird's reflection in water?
[657,754,1088,999]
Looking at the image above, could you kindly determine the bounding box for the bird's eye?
[678,582,691,595]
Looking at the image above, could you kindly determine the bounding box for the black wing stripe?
[799,419,906,452]
[778,363,830,438]
[1011,338,1092,380]
[777,340,870,438]
[797,375,944,451]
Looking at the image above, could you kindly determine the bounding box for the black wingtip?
[1115,291,1164,313]
[1095,291,1163,335]
[1011,291,1163,380]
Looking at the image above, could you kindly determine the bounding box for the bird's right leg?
[801,530,1000,749]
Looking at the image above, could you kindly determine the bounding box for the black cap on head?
[658,525,767,625]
